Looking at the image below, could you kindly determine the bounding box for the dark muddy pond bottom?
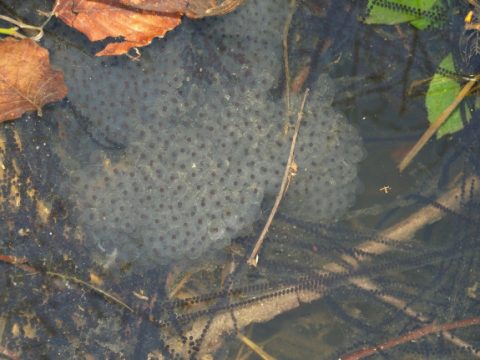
[0,0,479,359]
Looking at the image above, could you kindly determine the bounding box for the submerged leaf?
[425,54,471,139]
[54,0,182,56]
[0,38,68,122]
[365,0,442,30]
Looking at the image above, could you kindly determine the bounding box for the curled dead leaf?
[117,0,245,17]
[0,38,68,122]
[116,0,189,13]
[54,0,182,56]
[54,0,245,56]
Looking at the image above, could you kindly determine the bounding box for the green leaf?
[365,0,442,30]
[425,54,471,139]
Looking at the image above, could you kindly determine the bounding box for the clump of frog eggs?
[49,0,364,266]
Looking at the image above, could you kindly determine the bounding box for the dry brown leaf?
[117,0,189,13]
[54,0,182,56]
[0,38,68,122]
[116,0,234,17]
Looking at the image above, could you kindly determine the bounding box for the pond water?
[0,0,479,359]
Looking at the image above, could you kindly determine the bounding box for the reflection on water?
[0,0,479,359]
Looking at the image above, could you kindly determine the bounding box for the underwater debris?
[155,176,480,357]
[0,38,67,122]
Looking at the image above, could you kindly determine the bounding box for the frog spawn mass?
[48,0,364,266]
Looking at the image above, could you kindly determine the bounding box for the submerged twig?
[246,0,300,267]
[246,89,309,266]
[0,255,134,312]
[167,271,192,299]
[283,0,297,119]
[46,271,134,312]
[339,316,480,360]
[398,76,479,172]
[236,333,277,360]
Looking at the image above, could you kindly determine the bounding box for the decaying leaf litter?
[0,0,480,358]
[0,38,67,121]
[0,0,246,123]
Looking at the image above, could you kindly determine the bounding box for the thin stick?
[168,271,192,299]
[398,76,479,172]
[46,271,134,312]
[339,316,480,360]
[246,0,298,267]
[236,333,277,360]
[0,252,133,312]
[235,325,256,360]
[283,0,297,119]
[246,89,309,266]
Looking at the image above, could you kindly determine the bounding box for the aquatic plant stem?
[398,76,479,172]
[339,316,480,360]
[246,89,309,267]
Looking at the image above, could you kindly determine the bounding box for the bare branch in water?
[246,89,309,266]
